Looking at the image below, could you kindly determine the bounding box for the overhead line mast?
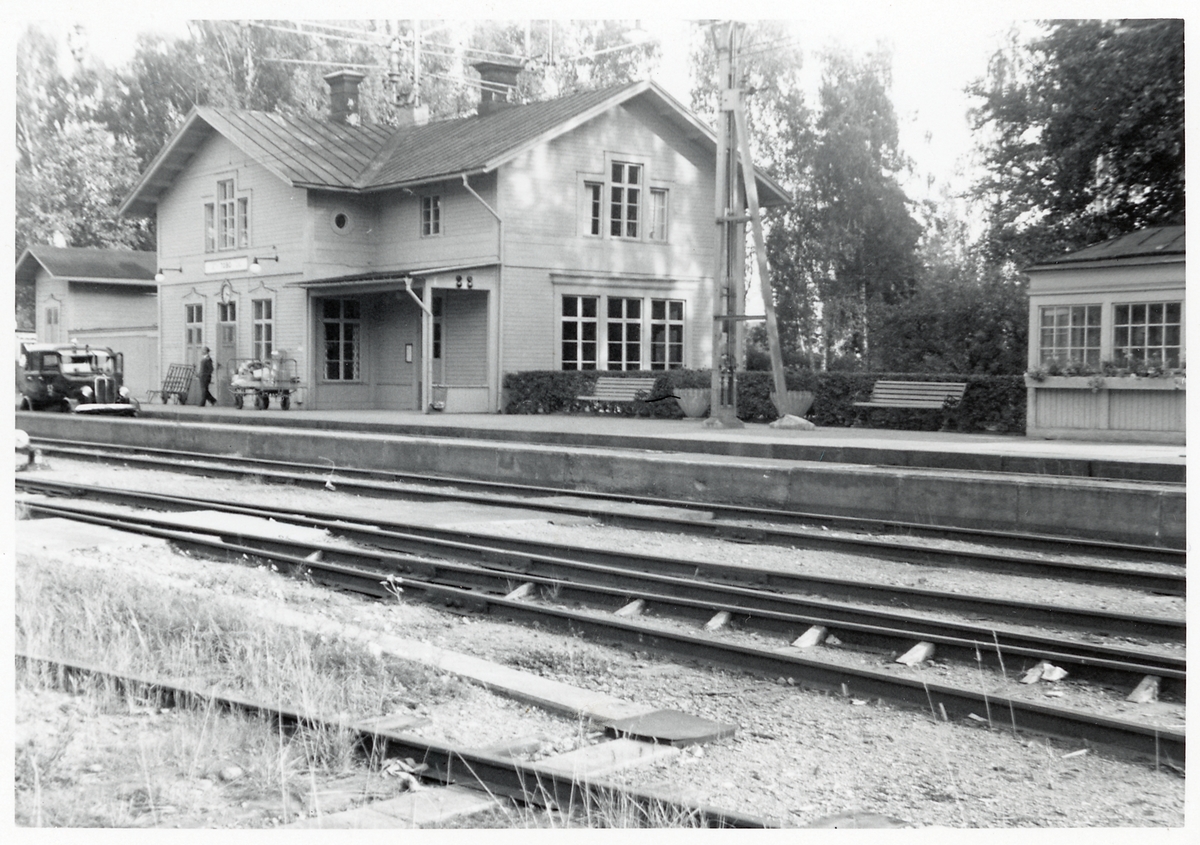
[708,21,789,428]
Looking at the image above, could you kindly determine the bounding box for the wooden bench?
[853,380,967,429]
[576,376,659,413]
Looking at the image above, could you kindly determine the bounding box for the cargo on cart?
[229,354,304,410]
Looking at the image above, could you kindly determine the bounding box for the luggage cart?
[229,357,304,410]
[148,364,196,404]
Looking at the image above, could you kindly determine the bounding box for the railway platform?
[16,406,1187,548]
[134,405,1186,483]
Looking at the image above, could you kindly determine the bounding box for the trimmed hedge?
[502,369,1027,433]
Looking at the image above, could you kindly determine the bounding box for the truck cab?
[16,342,139,416]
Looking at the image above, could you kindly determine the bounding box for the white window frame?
[561,295,599,371]
[584,181,603,237]
[206,178,250,253]
[649,298,685,369]
[609,162,642,239]
[1113,300,1183,368]
[421,195,441,237]
[606,297,642,371]
[322,298,361,381]
[252,298,274,361]
[185,302,204,366]
[1038,304,1101,367]
[648,188,669,242]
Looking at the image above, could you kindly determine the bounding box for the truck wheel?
[18,396,32,411]
[280,394,291,411]
[255,393,267,410]
[234,394,243,409]
[161,394,169,404]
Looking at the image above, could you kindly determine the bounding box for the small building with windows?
[120,67,788,412]
[1024,225,1185,443]
[13,245,159,400]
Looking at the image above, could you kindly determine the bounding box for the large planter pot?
[771,390,814,418]
[675,387,711,418]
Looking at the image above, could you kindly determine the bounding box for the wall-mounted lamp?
[250,255,279,274]
[455,275,463,288]
[467,275,474,289]
[154,266,183,282]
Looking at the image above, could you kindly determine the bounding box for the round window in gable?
[330,210,354,235]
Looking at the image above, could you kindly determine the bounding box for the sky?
[19,0,1192,203]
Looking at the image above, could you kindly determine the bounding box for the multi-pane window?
[217,301,237,356]
[1039,305,1101,366]
[606,298,642,371]
[650,299,685,369]
[561,295,598,370]
[185,303,204,366]
[252,299,273,361]
[648,189,668,241]
[322,299,360,381]
[421,195,441,236]
[1114,302,1182,368]
[204,203,216,253]
[206,179,248,252]
[585,182,603,236]
[609,163,641,238]
[44,306,60,343]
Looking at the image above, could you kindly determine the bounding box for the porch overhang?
[292,263,492,294]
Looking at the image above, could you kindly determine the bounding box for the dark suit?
[199,354,216,405]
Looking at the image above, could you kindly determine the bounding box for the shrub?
[502,370,1026,432]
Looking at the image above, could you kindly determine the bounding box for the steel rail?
[29,437,1186,564]
[15,512,1184,764]
[16,652,773,828]
[20,498,1186,696]
[17,478,1187,642]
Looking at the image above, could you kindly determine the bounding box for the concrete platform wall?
[18,414,1185,549]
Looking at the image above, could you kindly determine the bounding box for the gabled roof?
[121,80,791,215]
[15,246,157,284]
[1026,225,1185,272]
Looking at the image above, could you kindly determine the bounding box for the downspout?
[403,275,434,413]
[462,173,504,412]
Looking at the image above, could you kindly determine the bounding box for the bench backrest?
[869,380,967,407]
[586,376,658,400]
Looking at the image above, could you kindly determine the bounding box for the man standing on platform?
[199,347,217,406]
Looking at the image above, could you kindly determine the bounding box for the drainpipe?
[462,174,504,412]
[403,275,434,413]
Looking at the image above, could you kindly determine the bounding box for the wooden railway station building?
[119,68,788,412]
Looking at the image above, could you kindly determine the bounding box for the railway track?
[17,652,773,828]
[25,438,1188,584]
[16,481,1185,763]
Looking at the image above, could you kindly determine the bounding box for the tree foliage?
[761,45,922,369]
[968,19,1184,270]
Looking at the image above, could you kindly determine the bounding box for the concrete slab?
[14,515,171,556]
[537,738,680,778]
[286,785,497,828]
[604,709,737,747]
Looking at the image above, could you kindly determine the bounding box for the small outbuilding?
[1024,225,1185,443]
[14,246,160,400]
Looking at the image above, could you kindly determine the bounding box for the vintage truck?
[16,341,140,416]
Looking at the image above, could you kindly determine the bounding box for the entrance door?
[216,301,237,405]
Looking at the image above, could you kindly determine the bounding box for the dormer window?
[204,178,250,253]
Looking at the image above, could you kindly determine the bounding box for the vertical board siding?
[1109,391,1185,432]
[1035,389,1101,429]
[443,290,488,385]
[497,107,717,375]
[70,285,157,330]
[376,178,500,269]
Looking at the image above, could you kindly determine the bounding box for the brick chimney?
[473,61,523,116]
[324,70,366,125]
